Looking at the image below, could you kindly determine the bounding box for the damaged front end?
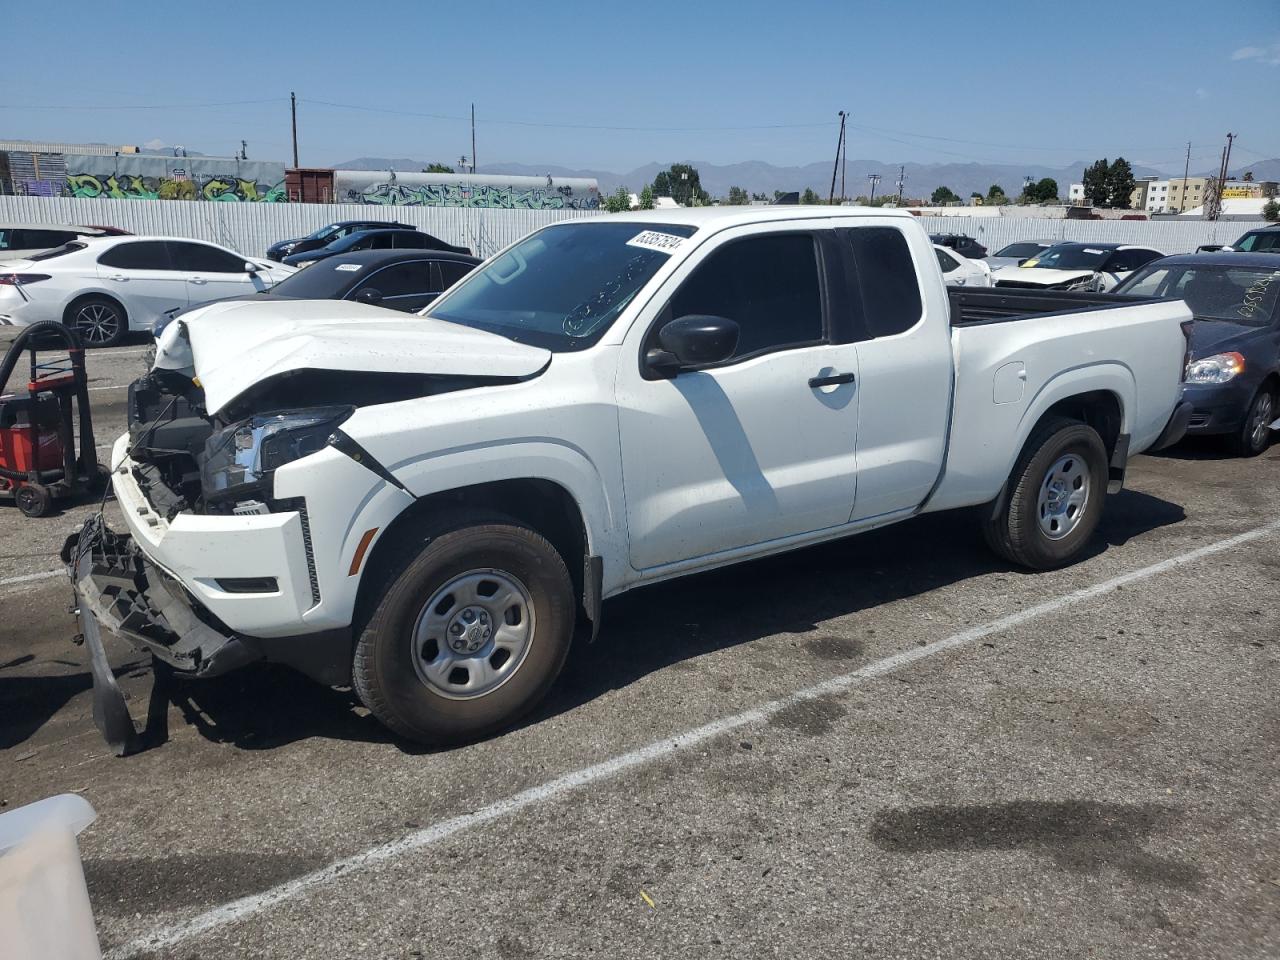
[62,514,258,756]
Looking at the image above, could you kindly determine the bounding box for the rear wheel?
[1226,388,1274,457]
[15,483,53,518]
[983,417,1108,570]
[353,510,575,746]
[66,296,127,347]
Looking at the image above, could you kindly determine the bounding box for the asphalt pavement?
[1,334,1277,959]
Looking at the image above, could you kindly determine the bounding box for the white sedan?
[934,244,992,287]
[0,236,293,346]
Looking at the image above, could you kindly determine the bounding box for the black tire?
[1226,387,1274,458]
[353,510,575,746]
[65,295,127,348]
[982,417,1108,570]
[15,483,53,518]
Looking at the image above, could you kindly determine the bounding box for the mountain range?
[335,156,1280,201]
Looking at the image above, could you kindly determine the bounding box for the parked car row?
[0,221,480,346]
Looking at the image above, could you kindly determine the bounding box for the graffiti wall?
[63,155,286,202]
[333,171,600,209]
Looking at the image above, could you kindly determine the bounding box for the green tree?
[1082,159,1110,207]
[1106,158,1136,210]
[751,191,768,201]
[986,184,1008,204]
[651,163,709,206]
[800,187,821,204]
[603,186,632,213]
[1033,177,1059,203]
[1242,171,1254,182]
[423,163,455,173]
[931,185,960,205]
[727,185,749,205]
[1263,199,1280,222]
[637,185,655,210]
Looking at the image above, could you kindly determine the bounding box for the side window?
[394,233,427,249]
[97,241,173,270]
[368,233,396,250]
[664,233,824,360]
[360,261,435,297]
[935,248,960,272]
[846,227,924,338]
[1253,233,1280,253]
[169,242,245,273]
[438,261,474,288]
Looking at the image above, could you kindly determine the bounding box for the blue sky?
[3,0,1277,173]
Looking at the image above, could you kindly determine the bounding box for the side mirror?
[244,261,259,274]
[645,314,739,377]
[354,287,383,305]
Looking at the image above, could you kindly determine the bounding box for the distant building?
[1070,176,1214,214]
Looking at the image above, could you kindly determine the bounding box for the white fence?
[0,196,1264,260]
[0,195,602,259]
[915,216,1259,255]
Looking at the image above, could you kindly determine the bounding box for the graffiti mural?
[62,155,287,202]
[333,171,601,209]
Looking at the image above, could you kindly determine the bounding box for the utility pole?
[1208,132,1235,220]
[896,164,905,204]
[868,173,881,204]
[240,139,248,161]
[1179,141,1190,213]
[471,103,477,174]
[290,92,299,168]
[828,111,847,204]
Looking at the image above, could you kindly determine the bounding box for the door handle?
[108,274,127,282]
[190,277,207,285]
[809,372,856,388]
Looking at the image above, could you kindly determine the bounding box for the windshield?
[1116,264,1280,326]
[26,241,87,261]
[268,258,365,298]
[1024,245,1111,270]
[1233,230,1280,253]
[306,224,342,241]
[428,221,697,350]
[994,242,1048,259]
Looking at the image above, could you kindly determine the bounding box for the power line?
[0,97,285,111]
[302,99,833,132]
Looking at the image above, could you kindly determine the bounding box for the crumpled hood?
[992,266,1095,287]
[159,299,551,415]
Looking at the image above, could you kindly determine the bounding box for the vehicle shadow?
[30,487,1183,754]
[0,654,149,750]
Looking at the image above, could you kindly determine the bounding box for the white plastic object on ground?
[0,793,101,960]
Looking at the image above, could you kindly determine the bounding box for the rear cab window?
[843,226,924,338]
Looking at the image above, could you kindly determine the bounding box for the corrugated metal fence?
[915,216,1258,255]
[0,196,1265,259]
[0,195,602,259]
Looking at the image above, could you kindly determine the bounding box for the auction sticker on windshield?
[627,230,686,254]
[334,263,361,272]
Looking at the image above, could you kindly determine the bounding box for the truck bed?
[949,286,1155,327]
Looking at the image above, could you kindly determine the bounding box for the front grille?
[297,504,321,607]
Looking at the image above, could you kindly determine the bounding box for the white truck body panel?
[119,206,1190,637]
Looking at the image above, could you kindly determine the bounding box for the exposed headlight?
[201,406,353,503]
[1185,352,1245,384]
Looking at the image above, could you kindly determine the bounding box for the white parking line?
[104,516,1280,959]
[89,384,128,392]
[0,569,62,589]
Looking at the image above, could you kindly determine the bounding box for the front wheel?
[1226,388,1274,458]
[983,417,1108,570]
[353,511,575,746]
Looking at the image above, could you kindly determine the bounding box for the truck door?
[615,224,861,571]
[837,224,952,521]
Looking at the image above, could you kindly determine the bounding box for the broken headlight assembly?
[200,406,353,504]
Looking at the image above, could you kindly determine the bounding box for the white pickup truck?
[66,207,1193,751]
